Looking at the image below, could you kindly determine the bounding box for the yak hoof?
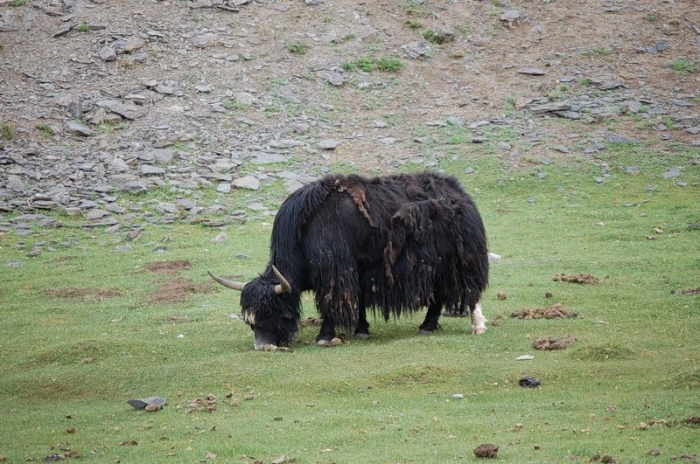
[315,339,331,347]
[471,325,487,335]
[354,332,370,340]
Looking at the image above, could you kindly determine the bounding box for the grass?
[1,121,15,140]
[35,123,54,136]
[286,41,309,55]
[423,29,452,44]
[670,58,696,74]
[341,56,403,73]
[74,23,90,33]
[221,99,248,111]
[0,148,699,462]
[582,47,612,58]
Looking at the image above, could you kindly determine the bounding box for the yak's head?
[208,266,299,350]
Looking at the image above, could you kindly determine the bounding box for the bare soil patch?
[44,287,123,301]
[145,276,212,305]
[144,260,192,273]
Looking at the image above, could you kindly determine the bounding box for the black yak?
[209,172,489,350]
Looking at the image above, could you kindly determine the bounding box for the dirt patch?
[144,260,192,273]
[553,273,598,284]
[144,276,212,305]
[532,335,578,350]
[44,287,123,302]
[511,303,577,319]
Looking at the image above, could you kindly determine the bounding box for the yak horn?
[208,271,246,292]
[271,265,292,294]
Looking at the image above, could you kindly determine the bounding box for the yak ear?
[271,265,292,294]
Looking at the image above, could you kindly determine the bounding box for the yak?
[208,172,489,350]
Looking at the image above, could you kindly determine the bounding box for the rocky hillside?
[1,0,699,228]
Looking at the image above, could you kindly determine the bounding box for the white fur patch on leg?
[471,302,487,335]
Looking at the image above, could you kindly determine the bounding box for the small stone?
[192,33,217,48]
[99,45,117,61]
[500,9,520,22]
[318,139,338,150]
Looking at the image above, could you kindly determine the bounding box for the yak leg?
[419,299,443,334]
[470,301,487,335]
[354,301,370,340]
[315,316,337,346]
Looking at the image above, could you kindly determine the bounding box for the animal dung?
[552,273,598,284]
[510,303,577,319]
[186,394,218,413]
[532,335,578,350]
[519,376,541,388]
[474,443,499,458]
[496,291,507,300]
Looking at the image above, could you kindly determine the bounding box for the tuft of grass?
[422,29,450,44]
[9,0,26,6]
[375,56,403,72]
[342,56,403,73]
[405,19,422,29]
[286,41,309,55]
[221,98,248,111]
[503,95,517,113]
[1,121,16,140]
[402,0,427,16]
[74,23,90,33]
[582,47,611,57]
[35,123,54,136]
[670,58,696,74]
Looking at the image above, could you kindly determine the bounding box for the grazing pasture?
[0,151,698,463]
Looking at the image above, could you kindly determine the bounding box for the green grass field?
[1,148,698,463]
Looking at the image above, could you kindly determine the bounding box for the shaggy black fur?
[235,172,489,346]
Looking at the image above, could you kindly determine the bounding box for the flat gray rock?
[127,396,166,410]
[518,68,546,76]
[233,176,260,190]
[65,120,93,136]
